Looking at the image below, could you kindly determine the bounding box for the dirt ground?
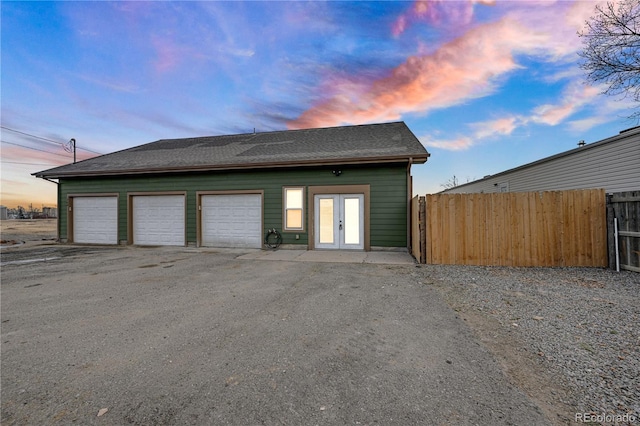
[1,219,57,244]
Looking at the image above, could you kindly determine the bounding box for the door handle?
[339,220,343,230]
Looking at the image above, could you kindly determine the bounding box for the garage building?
[34,122,429,250]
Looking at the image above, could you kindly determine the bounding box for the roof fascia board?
[34,154,428,179]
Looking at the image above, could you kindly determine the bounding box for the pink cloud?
[532,83,601,125]
[151,35,251,75]
[568,95,637,132]
[152,38,184,73]
[507,0,600,59]
[288,18,534,129]
[421,115,519,150]
[420,135,474,151]
[288,1,600,131]
[392,0,495,37]
[471,116,519,139]
[420,80,605,151]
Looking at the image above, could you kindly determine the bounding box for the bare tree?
[440,175,459,189]
[579,0,640,118]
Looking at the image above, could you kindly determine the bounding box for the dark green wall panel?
[59,165,410,247]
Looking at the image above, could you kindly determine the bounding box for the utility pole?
[65,138,76,163]
[70,138,76,163]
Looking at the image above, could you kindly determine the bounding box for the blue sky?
[1,0,636,208]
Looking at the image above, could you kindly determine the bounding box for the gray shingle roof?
[34,122,429,178]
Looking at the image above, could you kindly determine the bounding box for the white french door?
[314,194,364,250]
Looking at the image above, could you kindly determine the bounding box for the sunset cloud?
[392,0,495,36]
[3,1,628,204]
[567,92,638,132]
[531,83,601,125]
[419,135,474,151]
[470,116,519,139]
[420,116,520,151]
[420,79,608,151]
[288,1,601,131]
[289,18,536,129]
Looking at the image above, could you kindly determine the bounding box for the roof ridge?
[156,120,408,142]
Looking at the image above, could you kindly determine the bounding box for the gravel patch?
[422,265,639,424]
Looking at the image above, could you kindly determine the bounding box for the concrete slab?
[236,249,301,261]
[364,251,416,264]
[236,249,415,265]
[297,250,368,263]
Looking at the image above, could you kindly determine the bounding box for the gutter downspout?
[40,177,60,242]
[407,158,413,252]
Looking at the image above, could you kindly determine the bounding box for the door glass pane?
[343,197,360,245]
[319,198,334,244]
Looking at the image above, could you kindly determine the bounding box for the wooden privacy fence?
[411,189,608,267]
[607,191,640,272]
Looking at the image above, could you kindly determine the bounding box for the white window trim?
[283,187,305,232]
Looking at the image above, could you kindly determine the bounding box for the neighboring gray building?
[0,206,7,220]
[443,126,640,194]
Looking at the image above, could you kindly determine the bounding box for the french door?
[314,194,364,250]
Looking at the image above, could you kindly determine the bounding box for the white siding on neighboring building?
[444,128,640,194]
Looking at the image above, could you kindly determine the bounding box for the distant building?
[42,207,57,218]
[442,126,640,194]
[0,206,7,220]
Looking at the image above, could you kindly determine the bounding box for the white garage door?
[201,194,262,248]
[132,195,185,246]
[73,196,118,244]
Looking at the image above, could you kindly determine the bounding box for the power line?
[1,140,72,159]
[1,160,58,166]
[0,126,62,146]
[0,126,103,154]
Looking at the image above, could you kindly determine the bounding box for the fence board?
[423,189,607,267]
[411,195,420,261]
[607,191,640,272]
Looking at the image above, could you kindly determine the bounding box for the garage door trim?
[127,191,187,245]
[67,193,119,244]
[196,190,264,248]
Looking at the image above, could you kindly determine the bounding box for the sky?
[1,0,637,209]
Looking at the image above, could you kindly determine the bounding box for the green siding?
[59,165,409,247]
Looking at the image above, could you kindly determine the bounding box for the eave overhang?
[33,153,430,179]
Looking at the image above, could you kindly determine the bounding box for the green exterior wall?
[58,164,410,247]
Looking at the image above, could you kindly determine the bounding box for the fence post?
[606,193,616,270]
[419,196,426,264]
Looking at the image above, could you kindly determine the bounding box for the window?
[284,187,304,231]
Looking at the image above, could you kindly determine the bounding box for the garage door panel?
[201,194,262,248]
[133,195,185,246]
[73,197,118,244]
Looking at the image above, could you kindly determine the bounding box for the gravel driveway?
[425,265,639,425]
[2,245,547,425]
